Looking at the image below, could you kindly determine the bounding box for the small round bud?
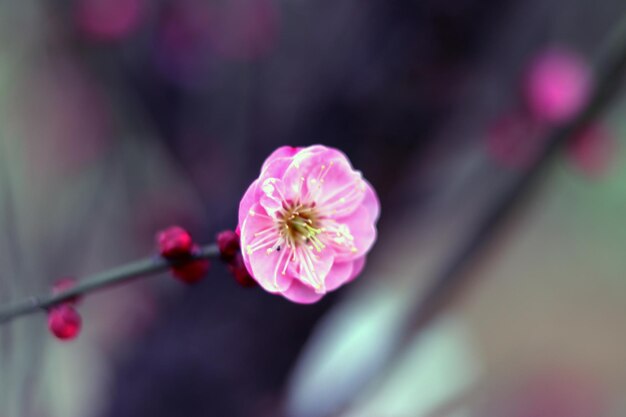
[228,253,257,288]
[52,277,81,305]
[172,258,210,284]
[217,230,240,261]
[157,226,193,258]
[170,245,209,284]
[48,304,82,341]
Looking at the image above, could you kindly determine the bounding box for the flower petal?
[322,205,376,262]
[293,245,334,293]
[259,178,288,217]
[286,148,367,217]
[348,256,366,280]
[282,279,325,304]
[260,146,300,173]
[362,181,380,222]
[238,179,260,227]
[324,260,354,291]
[240,203,293,292]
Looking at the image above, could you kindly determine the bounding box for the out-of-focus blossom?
[480,370,606,417]
[566,123,616,178]
[207,0,280,61]
[238,145,379,303]
[75,0,145,41]
[485,112,547,170]
[524,49,592,124]
[14,62,110,179]
[154,0,213,86]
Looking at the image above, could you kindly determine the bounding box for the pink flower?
[524,49,592,124]
[75,0,145,41]
[238,145,380,303]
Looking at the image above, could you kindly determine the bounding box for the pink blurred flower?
[500,370,605,417]
[207,0,280,61]
[485,112,547,170]
[566,123,617,178]
[154,0,213,86]
[524,49,592,124]
[238,145,379,303]
[75,0,145,41]
[15,61,111,180]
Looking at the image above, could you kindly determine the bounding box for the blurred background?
[1,0,626,416]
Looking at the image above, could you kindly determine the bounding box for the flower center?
[278,202,325,252]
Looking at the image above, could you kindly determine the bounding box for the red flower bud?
[156,226,193,258]
[217,230,240,261]
[567,123,616,178]
[48,304,82,340]
[172,258,210,284]
[227,253,257,288]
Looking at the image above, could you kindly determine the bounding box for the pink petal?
[324,205,377,262]
[314,163,365,217]
[362,181,381,222]
[283,147,366,216]
[292,245,335,292]
[238,179,259,227]
[281,279,325,304]
[259,146,302,182]
[261,146,300,172]
[240,203,293,292]
[324,260,354,291]
[323,257,366,292]
[348,256,366,280]
[259,178,287,217]
[260,154,296,182]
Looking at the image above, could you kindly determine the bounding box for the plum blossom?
[524,49,592,124]
[238,145,380,303]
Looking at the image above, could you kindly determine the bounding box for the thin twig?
[0,244,220,325]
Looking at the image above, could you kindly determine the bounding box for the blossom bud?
[217,230,240,261]
[48,304,82,340]
[228,253,257,288]
[157,226,193,258]
[170,245,209,284]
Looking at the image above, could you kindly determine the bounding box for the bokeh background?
[1,0,626,416]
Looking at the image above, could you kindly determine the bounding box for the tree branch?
[0,244,220,325]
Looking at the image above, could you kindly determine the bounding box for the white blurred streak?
[41,338,108,417]
[285,286,412,417]
[340,315,480,417]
